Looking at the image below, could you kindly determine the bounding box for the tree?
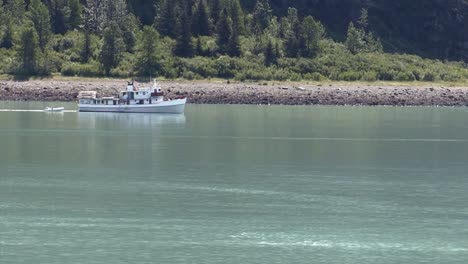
[1,13,14,49]
[300,16,325,58]
[157,0,177,38]
[216,9,232,55]
[228,26,241,57]
[283,8,300,57]
[209,0,222,26]
[175,7,194,57]
[84,0,105,34]
[48,0,67,34]
[135,26,162,76]
[99,23,125,75]
[252,0,272,33]
[345,22,364,54]
[127,0,158,26]
[357,8,369,31]
[103,0,128,28]
[229,0,245,35]
[67,0,83,30]
[192,0,211,36]
[264,39,277,66]
[265,16,280,38]
[29,0,52,51]
[17,25,40,76]
[121,14,139,53]
[345,10,383,55]
[364,32,383,53]
[195,37,204,56]
[80,29,92,63]
[5,0,26,23]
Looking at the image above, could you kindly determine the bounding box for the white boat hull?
[79,98,186,114]
[44,107,65,112]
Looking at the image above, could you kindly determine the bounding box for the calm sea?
[1,101,468,264]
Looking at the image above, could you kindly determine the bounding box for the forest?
[0,0,467,82]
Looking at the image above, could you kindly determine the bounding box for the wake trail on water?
[0,109,77,113]
[228,233,468,253]
[160,135,468,143]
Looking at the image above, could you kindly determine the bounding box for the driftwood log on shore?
[1,80,468,106]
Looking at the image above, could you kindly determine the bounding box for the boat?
[78,80,186,114]
[44,107,65,112]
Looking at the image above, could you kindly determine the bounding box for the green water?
[1,102,468,264]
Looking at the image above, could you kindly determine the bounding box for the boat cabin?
[78,81,165,106]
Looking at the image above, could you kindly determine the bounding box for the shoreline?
[1,79,468,107]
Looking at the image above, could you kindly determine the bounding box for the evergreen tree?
[17,25,39,76]
[80,29,92,63]
[5,0,26,23]
[67,0,83,30]
[283,8,300,57]
[195,37,204,56]
[175,7,194,57]
[364,32,383,53]
[1,13,14,49]
[127,0,158,26]
[300,16,325,58]
[209,0,222,26]
[121,14,139,53]
[345,22,364,54]
[274,42,281,59]
[84,0,105,34]
[264,39,277,66]
[229,0,244,35]
[216,9,232,55]
[99,22,125,75]
[103,0,128,28]
[135,26,162,76]
[265,16,280,38]
[48,0,67,34]
[252,0,272,33]
[29,0,52,51]
[228,26,241,57]
[157,0,177,38]
[192,0,211,36]
[357,8,369,31]
[343,8,383,54]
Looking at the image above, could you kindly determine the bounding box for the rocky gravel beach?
[1,79,468,106]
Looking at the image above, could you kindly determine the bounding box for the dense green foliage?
[0,0,467,81]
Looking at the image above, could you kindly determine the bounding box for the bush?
[176,57,217,78]
[395,71,416,81]
[440,72,462,82]
[361,71,378,82]
[181,70,202,80]
[303,72,326,81]
[214,56,241,78]
[0,48,15,74]
[339,71,361,81]
[422,71,440,82]
[61,62,101,77]
[377,69,395,81]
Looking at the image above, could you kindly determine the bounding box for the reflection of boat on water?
[78,80,186,114]
[78,112,186,128]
